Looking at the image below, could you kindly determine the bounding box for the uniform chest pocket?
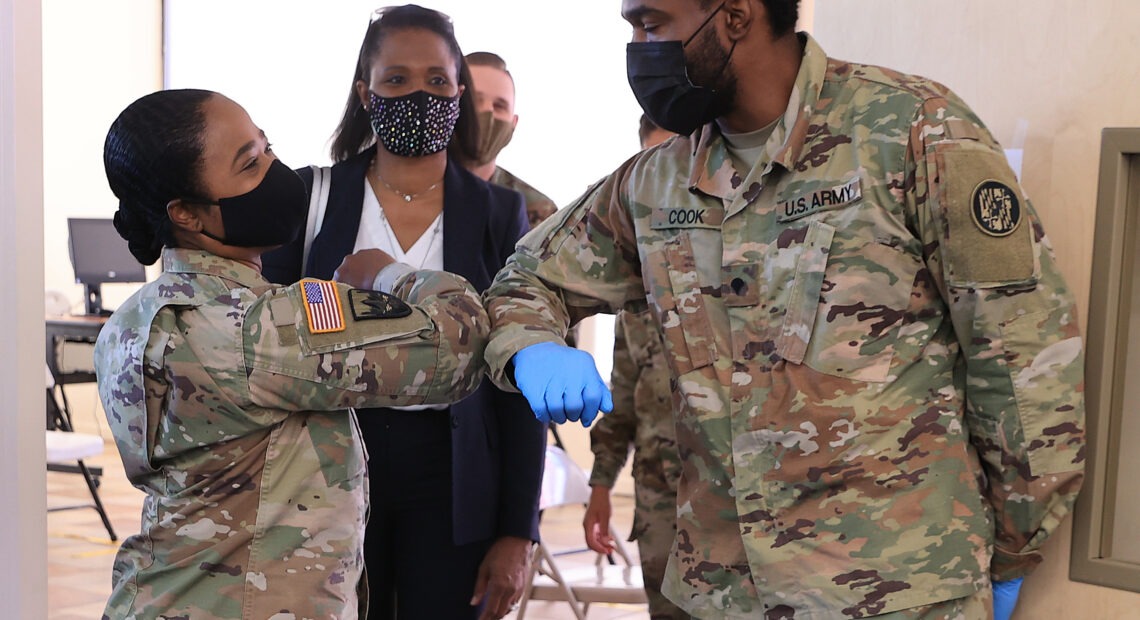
[792,235,921,382]
[643,233,718,377]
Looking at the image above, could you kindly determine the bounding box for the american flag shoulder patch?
[300,279,346,334]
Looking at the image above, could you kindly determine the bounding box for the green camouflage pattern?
[490,165,558,229]
[484,34,1084,619]
[875,587,989,620]
[589,310,687,619]
[635,481,691,620]
[95,248,488,619]
[487,165,580,349]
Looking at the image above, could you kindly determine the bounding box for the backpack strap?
[301,165,332,274]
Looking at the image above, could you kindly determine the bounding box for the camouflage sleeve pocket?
[246,286,434,395]
[286,283,434,356]
[1001,309,1086,476]
[928,140,1038,288]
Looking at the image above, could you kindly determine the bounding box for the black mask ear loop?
[682,1,727,48]
[720,39,739,75]
[175,195,228,245]
[683,2,737,92]
[197,227,228,245]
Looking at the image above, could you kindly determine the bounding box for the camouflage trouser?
[874,587,992,620]
[753,588,991,620]
[632,484,690,620]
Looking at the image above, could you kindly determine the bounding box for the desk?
[45,314,107,477]
[46,314,106,386]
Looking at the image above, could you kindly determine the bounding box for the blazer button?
[450,415,460,429]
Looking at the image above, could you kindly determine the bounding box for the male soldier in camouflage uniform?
[465,51,559,228]
[484,1,1085,618]
[585,116,688,620]
[586,310,687,620]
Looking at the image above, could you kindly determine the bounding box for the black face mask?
[194,158,308,248]
[626,2,736,135]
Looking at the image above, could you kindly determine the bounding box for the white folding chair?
[45,365,117,541]
[517,446,648,619]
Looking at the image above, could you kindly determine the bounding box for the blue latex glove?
[512,342,613,426]
[992,577,1023,620]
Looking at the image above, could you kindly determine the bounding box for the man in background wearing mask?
[482,1,1086,619]
[464,51,558,228]
[465,50,578,353]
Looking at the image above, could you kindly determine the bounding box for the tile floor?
[47,447,649,619]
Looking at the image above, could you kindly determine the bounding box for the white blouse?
[355,178,448,411]
[354,178,444,270]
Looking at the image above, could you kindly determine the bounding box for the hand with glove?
[512,341,612,426]
[992,577,1023,620]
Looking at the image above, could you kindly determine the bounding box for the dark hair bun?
[113,203,163,266]
[103,88,215,265]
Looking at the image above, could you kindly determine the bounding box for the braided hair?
[103,89,214,265]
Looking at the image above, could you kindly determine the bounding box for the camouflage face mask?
[471,109,515,167]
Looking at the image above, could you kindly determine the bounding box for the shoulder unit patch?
[971,180,1021,237]
[349,289,412,321]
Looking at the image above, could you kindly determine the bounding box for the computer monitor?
[67,217,147,316]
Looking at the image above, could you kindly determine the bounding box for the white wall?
[163,0,643,210]
[1,0,47,616]
[43,0,163,313]
[42,0,164,437]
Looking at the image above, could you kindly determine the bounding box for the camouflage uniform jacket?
[95,249,488,620]
[491,165,558,229]
[484,34,1085,619]
[489,164,580,349]
[589,309,681,540]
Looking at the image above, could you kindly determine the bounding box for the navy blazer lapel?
[306,147,373,279]
[442,159,491,290]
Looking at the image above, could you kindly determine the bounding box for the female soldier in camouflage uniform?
[96,89,489,619]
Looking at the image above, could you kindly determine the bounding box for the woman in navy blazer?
[262,7,544,619]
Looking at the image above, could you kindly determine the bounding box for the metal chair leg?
[76,458,117,541]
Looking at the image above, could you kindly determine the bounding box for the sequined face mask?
[368,90,461,157]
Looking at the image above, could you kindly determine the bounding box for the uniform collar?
[162,248,269,289]
[688,32,828,199]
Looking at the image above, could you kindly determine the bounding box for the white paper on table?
[1004,118,1029,181]
[1004,148,1023,181]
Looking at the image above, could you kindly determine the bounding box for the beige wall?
[43,0,163,437]
[43,0,163,305]
[2,0,48,616]
[813,1,1140,617]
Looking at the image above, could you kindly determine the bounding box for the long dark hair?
[329,4,478,163]
[103,89,215,265]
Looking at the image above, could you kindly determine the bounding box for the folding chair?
[517,446,648,619]
[45,365,117,541]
